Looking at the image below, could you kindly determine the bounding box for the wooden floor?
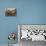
[0,40,46,46]
[19,40,46,46]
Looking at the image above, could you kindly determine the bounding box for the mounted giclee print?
[18,24,46,42]
[5,8,16,16]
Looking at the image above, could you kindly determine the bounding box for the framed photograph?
[5,8,16,16]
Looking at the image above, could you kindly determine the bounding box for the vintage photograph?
[5,8,16,16]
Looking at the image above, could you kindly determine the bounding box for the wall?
[0,0,46,44]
